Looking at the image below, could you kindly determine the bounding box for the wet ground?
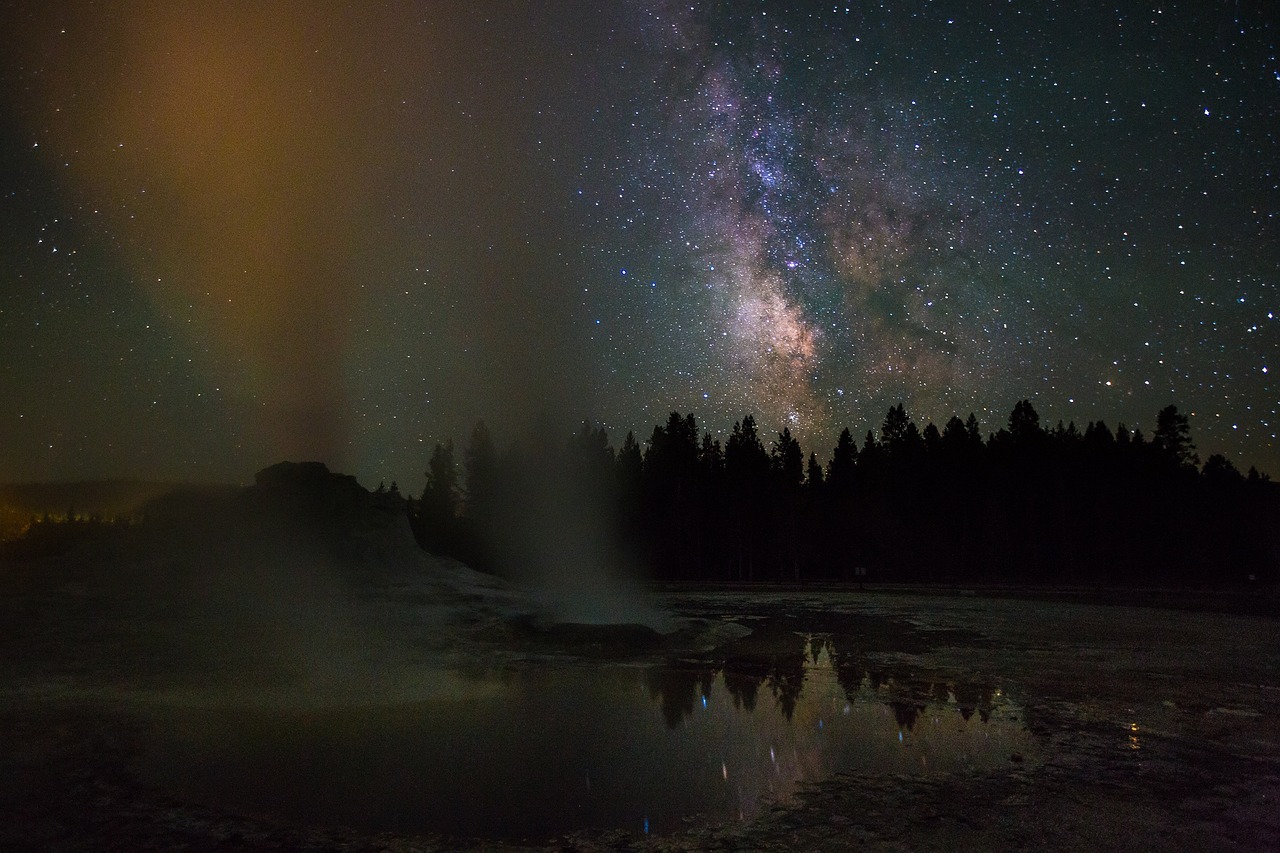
[3,581,1279,850]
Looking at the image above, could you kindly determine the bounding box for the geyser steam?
[14,4,430,466]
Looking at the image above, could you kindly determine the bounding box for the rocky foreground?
[2,465,1278,850]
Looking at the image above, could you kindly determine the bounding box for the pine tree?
[1153,404,1198,468]
[826,427,858,494]
[420,440,458,552]
[464,420,498,525]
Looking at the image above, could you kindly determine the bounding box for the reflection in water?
[640,635,1034,830]
[647,631,1009,732]
[138,634,1036,841]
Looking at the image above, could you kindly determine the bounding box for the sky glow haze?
[1,1,1276,488]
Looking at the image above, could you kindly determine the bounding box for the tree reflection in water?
[645,626,1005,732]
[634,627,1035,830]
[139,623,1035,841]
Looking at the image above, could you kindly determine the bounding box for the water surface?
[139,636,1035,840]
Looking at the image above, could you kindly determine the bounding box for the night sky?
[2,1,1277,489]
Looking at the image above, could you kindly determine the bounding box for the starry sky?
[1,1,1277,488]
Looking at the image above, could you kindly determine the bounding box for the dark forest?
[407,401,1278,587]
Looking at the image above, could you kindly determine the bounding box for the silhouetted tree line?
[408,402,1278,586]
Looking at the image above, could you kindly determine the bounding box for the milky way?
[0,1,1276,486]
[579,1,1277,464]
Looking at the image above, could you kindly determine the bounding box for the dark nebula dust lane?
[0,1,1276,485]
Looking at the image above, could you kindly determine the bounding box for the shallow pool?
[136,633,1036,841]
